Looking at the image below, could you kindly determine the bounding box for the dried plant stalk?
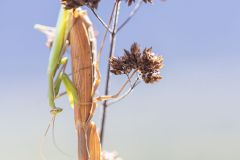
[70,9,100,160]
[88,122,101,160]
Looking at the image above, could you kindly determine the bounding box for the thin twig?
[116,0,143,33]
[96,70,137,101]
[90,8,113,33]
[107,78,141,106]
[126,73,133,87]
[97,2,116,61]
[100,0,144,145]
[100,0,121,144]
[110,70,137,99]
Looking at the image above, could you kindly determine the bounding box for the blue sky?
[0,0,240,160]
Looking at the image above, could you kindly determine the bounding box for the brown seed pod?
[126,0,152,6]
[61,0,100,9]
[110,42,164,84]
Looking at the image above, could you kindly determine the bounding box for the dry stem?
[100,0,121,144]
[100,0,143,145]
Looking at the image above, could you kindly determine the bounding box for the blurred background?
[0,0,240,159]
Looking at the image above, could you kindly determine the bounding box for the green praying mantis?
[35,7,77,117]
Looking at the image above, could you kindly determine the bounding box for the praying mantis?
[35,7,77,117]
[35,4,136,160]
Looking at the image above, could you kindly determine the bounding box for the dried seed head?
[110,43,164,84]
[143,0,153,3]
[87,0,101,8]
[126,0,135,6]
[126,0,152,6]
[139,48,163,73]
[130,42,141,55]
[61,0,100,9]
[110,43,141,75]
[61,0,81,9]
[140,47,163,83]
[110,57,124,75]
[142,72,162,83]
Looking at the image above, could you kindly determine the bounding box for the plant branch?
[90,8,113,33]
[96,70,137,101]
[100,0,121,145]
[107,77,140,106]
[110,70,137,99]
[97,2,116,61]
[126,73,134,87]
[116,0,143,33]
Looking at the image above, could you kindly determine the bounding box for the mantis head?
[50,107,63,117]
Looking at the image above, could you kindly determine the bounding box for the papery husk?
[88,122,101,160]
[70,8,100,160]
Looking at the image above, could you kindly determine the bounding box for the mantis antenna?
[40,116,75,160]
[39,117,55,160]
[52,117,74,158]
